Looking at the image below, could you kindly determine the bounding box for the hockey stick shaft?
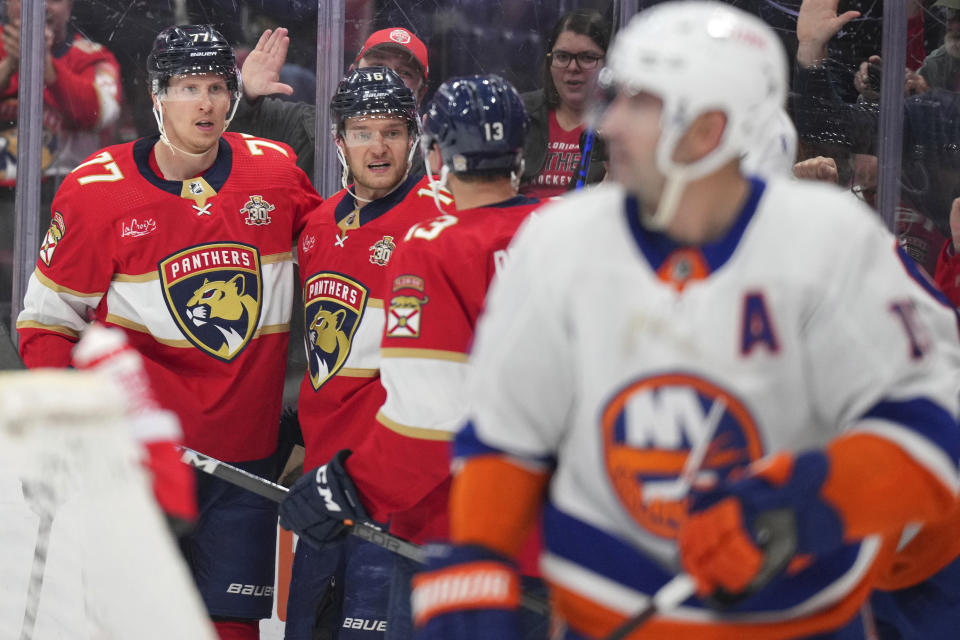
[574,129,595,190]
[604,574,696,640]
[179,447,551,617]
[178,447,427,559]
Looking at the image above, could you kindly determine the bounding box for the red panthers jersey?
[17,133,322,462]
[297,174,451,471]
[345,195,542,543]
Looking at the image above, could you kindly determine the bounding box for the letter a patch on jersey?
[387,274,428,338]
[159,242,263,362]
[39,212,66,266]
[303,272,368,390]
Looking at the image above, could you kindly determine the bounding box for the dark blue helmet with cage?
[330,66,419,138]
[147,24,240,97]
[422,75,528,175]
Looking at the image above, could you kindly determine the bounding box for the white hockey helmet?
[741,108,798,178]
[602,1,788,182]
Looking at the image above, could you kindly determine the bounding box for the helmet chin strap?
[335,142,374,205]
[644,170,690,231]
[335,132,420,207]
[641,109,735,231]
[427,164,450,213]
[152,92,241,160]
[510,158,525,192]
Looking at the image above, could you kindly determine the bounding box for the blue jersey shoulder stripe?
[453,420,555,467]
[896,246,960,339]
[862,397,960,467]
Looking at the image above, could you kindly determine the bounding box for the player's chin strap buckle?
[707,508,798,609]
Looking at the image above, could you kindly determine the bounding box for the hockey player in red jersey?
[407,3,960,640]
[283,66,449,640]
[17,24,323,640]
[279,75,547,639]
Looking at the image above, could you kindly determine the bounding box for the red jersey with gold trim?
[17,133,322,462]
[296,174,451,471]
[345,195,542,544]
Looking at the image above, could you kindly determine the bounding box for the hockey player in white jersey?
[410,3,960,639]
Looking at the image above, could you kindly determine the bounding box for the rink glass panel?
[6,2,945,380]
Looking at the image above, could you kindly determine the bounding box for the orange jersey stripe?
[451,455,549,559]
[823,433,957,540]
[875,501,960,590]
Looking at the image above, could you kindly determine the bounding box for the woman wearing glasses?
[520,9,610,198]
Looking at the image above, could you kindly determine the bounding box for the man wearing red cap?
[228,26,429,180]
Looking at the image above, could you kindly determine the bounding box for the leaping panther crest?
[185,274,259,359]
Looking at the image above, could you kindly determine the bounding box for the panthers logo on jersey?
[159,242,263,362]
[601,373,764,540]
[303,272,368,390]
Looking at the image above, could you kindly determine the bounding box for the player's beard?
[353,159,408,198]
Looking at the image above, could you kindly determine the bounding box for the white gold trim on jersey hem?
[380,347,469,362]
[14,320,80,339]
[35,268,103,297]
[337,368,379,378]
[106,313,289,346]
[375,410,455,441]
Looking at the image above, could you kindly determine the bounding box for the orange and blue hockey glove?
[679,451,844,606]
[412,544,522,640]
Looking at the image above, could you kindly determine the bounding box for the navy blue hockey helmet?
[330,66,419,138]
[147,25,240,95]
[422,75,528,174]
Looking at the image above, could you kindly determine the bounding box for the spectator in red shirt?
[520,9,609,199]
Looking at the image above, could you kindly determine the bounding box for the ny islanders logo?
[602,374,764,540]
[159,243,262,362]
[303,273,368,390]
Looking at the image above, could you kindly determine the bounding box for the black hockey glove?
[279,449,372,549]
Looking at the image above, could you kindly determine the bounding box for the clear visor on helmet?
[158,72,236,102]
[339,113,412,147]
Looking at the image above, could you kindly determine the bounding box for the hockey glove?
[412,544,521,640]
[679,451,844,606]
[279,449,372,549]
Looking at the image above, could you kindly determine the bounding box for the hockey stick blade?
[604,574,696,640]
[178,446,551,617]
